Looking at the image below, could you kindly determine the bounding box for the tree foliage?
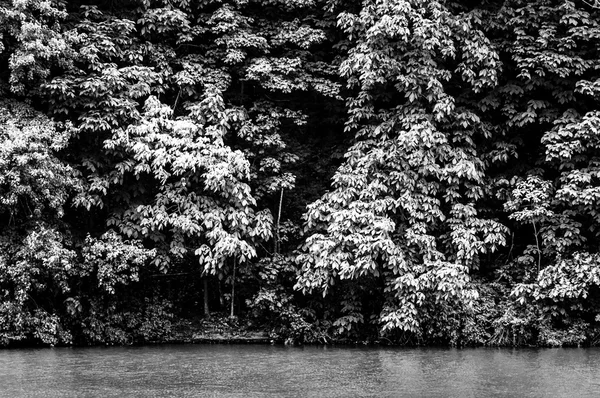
[1,0,600,346]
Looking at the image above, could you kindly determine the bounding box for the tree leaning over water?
[1,0,600,347]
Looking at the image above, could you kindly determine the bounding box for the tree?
[296,0,508,342]
[0,99,80,345]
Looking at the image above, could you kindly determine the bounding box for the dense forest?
[2,0,600,347]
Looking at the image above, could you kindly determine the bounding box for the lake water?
[1,345,599,397]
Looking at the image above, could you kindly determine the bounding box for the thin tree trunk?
[230,258,237,318]
[203,277,211,319]
[218,279,225,308]
[275,188,284,254]
[533,221,541,273]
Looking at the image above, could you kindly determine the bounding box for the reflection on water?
[1,345,599,397]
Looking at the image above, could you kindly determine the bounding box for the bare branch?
[582,0,600,9]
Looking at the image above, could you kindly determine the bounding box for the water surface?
[1,345,599,397]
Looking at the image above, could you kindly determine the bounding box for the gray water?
[1,345,599,397]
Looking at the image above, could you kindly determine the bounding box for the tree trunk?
[230,258,237,318]
[203,277,211,319]
[218,279,225,308]
[275,188,284,254]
